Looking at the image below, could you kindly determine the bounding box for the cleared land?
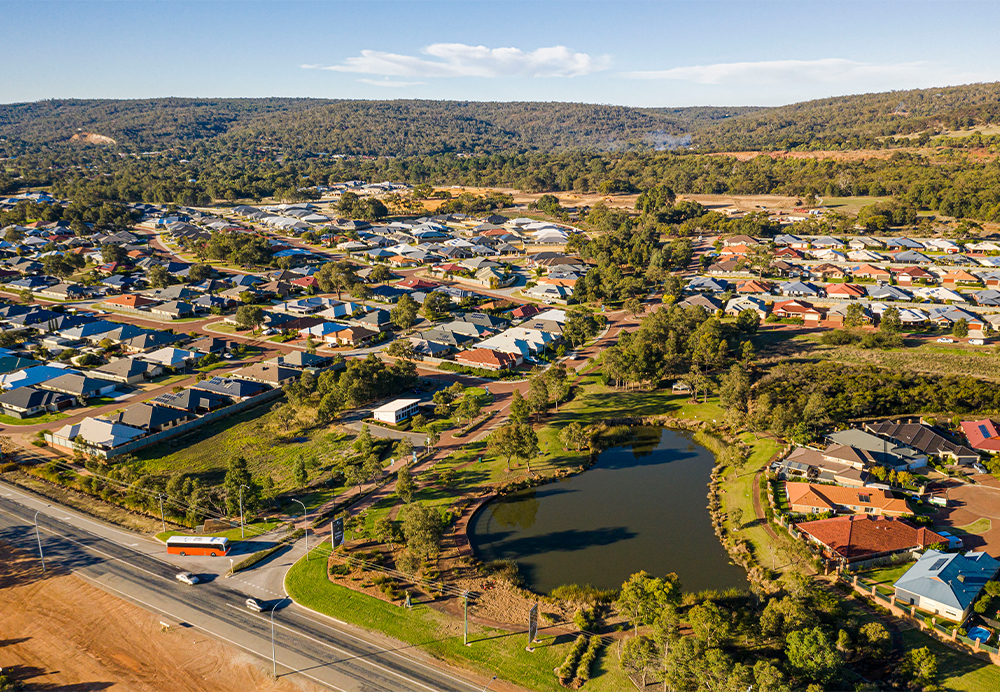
[0,541,320,692]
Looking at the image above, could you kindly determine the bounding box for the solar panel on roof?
[979,424,991,439]
[930,558,949,571]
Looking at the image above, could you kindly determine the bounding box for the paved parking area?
[929,479,1000,554]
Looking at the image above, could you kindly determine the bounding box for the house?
[894,266,935,284]
[725,296,768,319]
[809,263,848,280]
[37,283,92,300]
[826,303,872,326]
[327,325,378,347]
[524,284,572,302]
[893,550,1000,621]
[851,264,892,281]
[865,420,981,466]
[38,373,117,400]
[149,301,195,319]
[867,285,911,302]
[784,482,910,517]
[50,417,146,454]
[187,337,235,355]
[827,428,927,470]
[266,350,331,370]
[232,362,299,386]
[797,515,946,571]
[941,270,982,287]
[121,331,181,353]
[91,357,163,384]
[107,403,191,433]
[0,386,74,419]
[686,277,728,293]
[893,250,933,264]
[777,281,820,297]
[772,300,825,322]
[971,289,1000,307]
[455,348,520,371]
[770,446,867,487]
[676,294,722,311]
[959,419,1000,453]
[151,383,231,412]
[103,294,157,311]
[191,376,270,401]
[142,347,198,369]
[706,259,744,275]
[722,235,759,247]
[824,283,867,300]
[735,280,773,295]
[351,309,391,331]
[372,398,420,425]
[0,364,75,391]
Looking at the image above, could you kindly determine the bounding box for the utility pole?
[156,494,166,535]
[271,597,289,678]
[463,590,470,646]
[239,484,249,539]
[292,498,308,559]
[481,676,497,691]
[33,510,45,573]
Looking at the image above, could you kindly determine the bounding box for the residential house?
[894,550,1000,621]
[735,280,773,295]
[865,420,980,465]
[676,294,723,312]
[894,266,935,285]
[103,294,157,311]
[797,515,946,571]
[0,364,75,391]
[187,337,235,355]
[686,277,729,293]
[121,331,182,353]
[851,264,892,281]
[191,376,270,401]
[151,388,231,413]
[107,403,191,433]
[232,362,299,386]
[326,325,378,347]
[778,281,821,297]
[825,283,867,300]
[771,446,867,487]
[91,357,163,384]
[142,347,198,369]
[50,417,146,454]
[149,301,195,319]
[38,373,116,400]
[772,300,826,323]
[725,296,768,319]
[785,482,910,517]
[867,285,912,302]
[266,351,331,371]
[0,386,74,419]
[827,428,927,471]
[941,270,982,288]
[455,348,520,371]
[959,419,1000,453]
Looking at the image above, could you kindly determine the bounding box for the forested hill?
[0,99,749,155]
[3,82,1000,156]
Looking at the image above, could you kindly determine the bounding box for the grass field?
[819,196,892,214]
[956,518,993,535]
[0,411,68,426]
[286,543,630,692]
[718,434,786,568]
[856,562,915,588]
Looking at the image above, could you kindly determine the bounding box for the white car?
[936,337,954,343]
[245,597,267,612]
[176,572,199,585]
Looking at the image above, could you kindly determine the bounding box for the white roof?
[533,308,567,323]
[373,398,421,414]
[55,417,145,448]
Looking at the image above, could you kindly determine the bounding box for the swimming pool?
[968,626,992,643]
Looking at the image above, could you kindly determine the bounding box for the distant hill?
[2,83,1000,156]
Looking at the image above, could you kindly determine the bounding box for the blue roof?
[895,550,1000,611]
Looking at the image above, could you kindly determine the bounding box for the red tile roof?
[960,419,1000,451]
[456,348,518,370]
[796,515,946,561]
[785,482,909,516]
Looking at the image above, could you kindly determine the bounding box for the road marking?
[74,573,349,692]
[228,604,451,692]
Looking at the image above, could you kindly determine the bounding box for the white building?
[372,398,421,425]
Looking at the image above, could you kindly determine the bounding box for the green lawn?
[155,519,283,543]
[900,629,1000,692]
[956,518,993,535]
[718,434,785,567]
[286,543,629,692]
[0,411,69,426]
[856,562,915,588]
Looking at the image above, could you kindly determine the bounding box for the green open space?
[856,562,915,589]
[0,411,69,426]
[956,518,993,535]
[900,629,1000,692]
[286,543,629,692]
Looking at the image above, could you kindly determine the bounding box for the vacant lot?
[0,541,319,692]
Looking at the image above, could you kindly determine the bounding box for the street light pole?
[292,499,308,559]
[481,676,497,692]
[239,484,249,539]
[463,590,470,646]
[33,510,45,573]
[271,597,289,678]
[156,494,166,535]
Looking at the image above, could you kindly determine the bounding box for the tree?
[396,465,416,504]
[422,291,453,320]
[148,265,171,288]
[393,437,414,461]
[188,263,213,283]
[901,647,938,689]
[508,389,530,424]
[858,622,891,662]
[730,507,743,529]
[223,456,259,516]
[527,372,549,421]
[621,635,658,688]
[386,339,422,361]
[100,243,127,264]
[624,297,644,319]
[544,363,570,412]
[736,309,760,334]
[880,306,902,334]
[953,318,969,338]
[719,363,751,413]
[344,462,368,496]
[292,456,308,487]
[487,422,539,472]
[785,627,843,685]
[369,264,392,284]
[688,600,733,648]
[316,261,357,299]
[391,294,419,330]
[234,305,265,331]
[844,302,865,328]
[743,243,775,279]
[400,502,443,559]
[373,517,402,549]
[616,570,681,637]
[560,421,589,451]
[563,307,601,347]
[455,390,482,424]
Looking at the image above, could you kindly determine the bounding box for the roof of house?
[104,294,156,309]
[894,550,1000,611]
[54,417,145,449]
[455,348,518,369]
[151,388,231,412]
[233,362,299,384]
[960,419,1000,452]
[191,376,270,399]
[797,515,946,561]
[108,403,189,430]
[93,357,161,378]
[38,372,111,396]
[0,386,73,410]
[784,482,909,514]
[865,421,981,461]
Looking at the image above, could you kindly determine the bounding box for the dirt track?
[0,542,319,692]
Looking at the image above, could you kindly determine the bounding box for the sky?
[5,0,1000,108]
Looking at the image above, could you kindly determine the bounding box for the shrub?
[556,635,588,682]
[575,635,603,684]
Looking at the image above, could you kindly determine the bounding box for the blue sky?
[5,0,1000,107]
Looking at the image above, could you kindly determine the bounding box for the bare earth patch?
[0,541,320,692]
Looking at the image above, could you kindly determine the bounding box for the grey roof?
[894,550,1000,611]
[864,421,980,462]
[122,331,180,350]
[191,376,269,399]
[93,357,161,378]
[867,285,911,301]
[0,386,73,410]
[687,277,729,292]
[151,388,231,412]
[826,428,926,465]
[38,373,111,396]
[109,403,188,430]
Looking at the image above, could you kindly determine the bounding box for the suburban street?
[0,481,498,692]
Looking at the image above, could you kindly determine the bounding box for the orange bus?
[166,536,231,557]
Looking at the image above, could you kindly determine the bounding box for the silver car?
[176,572,199,585]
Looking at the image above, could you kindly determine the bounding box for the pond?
[468,427,748,594]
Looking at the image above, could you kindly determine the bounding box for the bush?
[575,635,603,684]
[821,329,861,345]
[557,635,588,682]
[550,583,618,604]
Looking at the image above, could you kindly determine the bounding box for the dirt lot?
[931,481,1000,554]
[0,542,319,692]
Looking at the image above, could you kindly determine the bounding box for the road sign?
[528,603,538,648]
[331,517,345,548]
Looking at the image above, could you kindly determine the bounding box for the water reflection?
[469,427,748,594]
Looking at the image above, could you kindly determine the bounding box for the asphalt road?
[0,487,491,692]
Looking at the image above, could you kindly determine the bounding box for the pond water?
[468,427,749,594]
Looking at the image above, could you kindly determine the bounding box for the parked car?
[936,337,954,343]
[176,572,199,585]
[970,339,986,346]
[245,597,267,612]
[973,462,989,474]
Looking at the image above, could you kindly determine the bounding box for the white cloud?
[304,44,610,79]
[623,58,950,85]
[357,78,426,88]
